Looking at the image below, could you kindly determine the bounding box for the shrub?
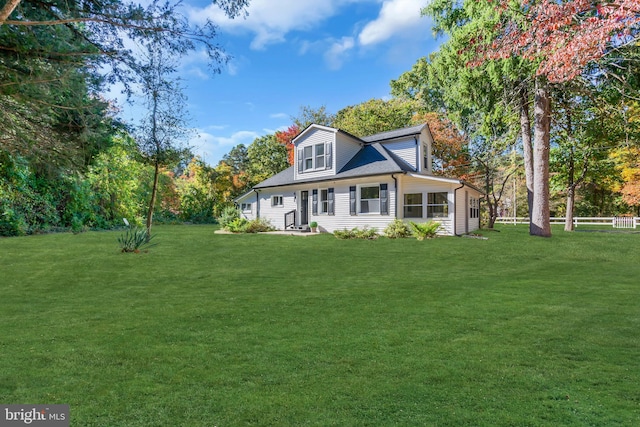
[333,228,355,239]
[310,221,318,228]
[354,226,378,240]
[225,218,248,233]
[118,227,156,253]
[410,221,442,241]
[218,205,240,229]
[384,219,412,239]
[333,226,378,240]
[244,218,275,233]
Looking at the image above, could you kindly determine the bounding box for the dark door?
[300,191,309,225]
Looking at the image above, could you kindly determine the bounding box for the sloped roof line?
[360,123,427,143]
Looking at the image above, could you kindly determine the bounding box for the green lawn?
[1,225,639,426]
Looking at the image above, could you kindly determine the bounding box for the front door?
[300,191,309,225]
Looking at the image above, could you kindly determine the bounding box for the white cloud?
[324,37,355,70]
[358,0,425,46]
[190,129,261,165]
[189,0,345,50]
[270,112,289,119]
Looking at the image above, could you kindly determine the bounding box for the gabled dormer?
[361,123,433,174]
[293,124,362,181]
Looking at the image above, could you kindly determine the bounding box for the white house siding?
[379,139,419,171]
[455,189,468,235]
[420,127,433,174]
[397,176,456,235]
[235,192,257,220]
[335,132,362,172]
[255,190,297,230]
[293,128,336,181]
[308,177,397,233]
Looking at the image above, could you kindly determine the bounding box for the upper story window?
[304,146,313,170]
[298,143,332,173]
[315,144,325,169]
[423,143,428,172]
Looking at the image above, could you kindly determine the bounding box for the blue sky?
[115,0,442,165]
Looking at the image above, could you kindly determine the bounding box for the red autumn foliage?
[275,125,300,166]
[413,113,470,179]
[475,0,640,82]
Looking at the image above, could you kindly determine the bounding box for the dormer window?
[304,146,313,170]
[298,143,332,173]
[315,144,325,169]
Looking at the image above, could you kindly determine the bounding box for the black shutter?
[312,189,318,216]
[380,183,388,215]
[349,186,356,216]
[297,149,303,173]
[328,188,335,215]
[325,143,332,170]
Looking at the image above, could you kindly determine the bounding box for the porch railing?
[284,210,296,229]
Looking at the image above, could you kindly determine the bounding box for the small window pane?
[404,193,422,205]
[404,206,423,218]
[361,186,379,199]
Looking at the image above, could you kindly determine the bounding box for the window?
[360,185,380,214]
[241,203,252,213]
[271,195,283,207]
[404,193,423,218]
[423,144,429,172]
[470,197,479,219]
[427,192,448,218]
[315,144,325,169]
[320,189,329,214]
[303,146,313,171]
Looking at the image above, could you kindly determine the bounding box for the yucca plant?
[118,227,156,253]
[410,221,442,241]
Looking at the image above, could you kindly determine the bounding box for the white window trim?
[315,144,325,170]
[271,195,284,207]
[300,143,329,173]
[319,188,329,215]
[357,183,381,215]
[241,203,252,213]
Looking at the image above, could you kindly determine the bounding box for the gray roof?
[360,123,427,143]
[254,143,413,189]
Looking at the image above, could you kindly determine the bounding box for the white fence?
[495,216,639,229]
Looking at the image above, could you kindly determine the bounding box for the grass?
[1,225,639,426]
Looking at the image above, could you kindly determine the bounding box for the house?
[235,123,483,235]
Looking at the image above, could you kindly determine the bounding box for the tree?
[222,144,249,175]
[135,43,192,235]
[332,98,418,137]
[247,134,289,184]
[292,105,335,129]
[411,112,470,178]
[275,125,300,166]
[471,0,640,236]
[177,157,217,223]
[1,0,249,166]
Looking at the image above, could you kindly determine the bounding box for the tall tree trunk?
[519,86,534,227]
[146,160,160,236]
[531,78,552,237]
[564,108,576,232]
[565,186,575,231]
